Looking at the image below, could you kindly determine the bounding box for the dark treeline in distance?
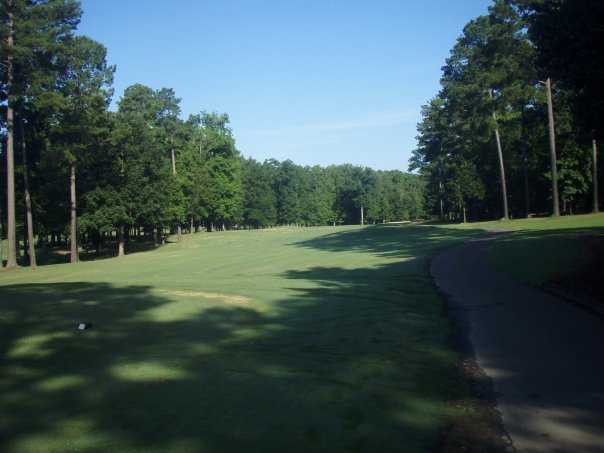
[0,0,423,267]
[411,0,603,222]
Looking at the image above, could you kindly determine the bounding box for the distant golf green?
[2,216,603,452]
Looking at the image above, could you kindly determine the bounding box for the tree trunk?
[118,225,125,257]
[593,139,599,213]
[462,205,467,223]
[562,197,567,214]
[360,205,364,225]
[153,227,158,246]
[190,216,194,233]
[521,109,530,218]
[177,224,182,238]
[493,124,509,220]
[95,232,101,256]
[70,164,78,263]
[20,117,37,268]
[4,1,18,269]
[439,181,444,221]
[0,186,3,265]
[490,91,509,220]
[22,208,27,262]
[545,78,560,217]
[171,147,176,176]
[523,152,530,218]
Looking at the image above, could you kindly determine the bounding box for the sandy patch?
[157,289,251,304]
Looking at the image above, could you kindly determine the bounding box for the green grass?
[3,215,601,452]
[0,224,480,453]
[454,213,604,285]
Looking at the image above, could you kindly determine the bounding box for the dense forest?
[0,0,424,268]
[411,0,603,222]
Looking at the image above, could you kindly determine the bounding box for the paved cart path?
[431,236,604,453]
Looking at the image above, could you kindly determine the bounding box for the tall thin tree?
[545,78,560,217]
[4,0,18,268]
[170,136,182,237]
[593,139,599,213]
[19,116,36,267]
[490,90,509,220]
[69,163,78,262]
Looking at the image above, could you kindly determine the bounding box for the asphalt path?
[431,236,604,453]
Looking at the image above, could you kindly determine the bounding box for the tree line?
[411,0,603,222]
[1,0,424,268]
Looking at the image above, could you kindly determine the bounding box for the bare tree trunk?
[95,232,101,256]
[523,153,530,218]
[493,125,509,220]
[360,205,364,225]
[0,179,3,265]
[521,109,530,218]
[439,198,444,220]
[593,139,599,213]
[20,118,36,267]
[462,205,467,223]
[438,181,444,221]
[4,1,18,268]
[190,216,194,233]
[70,164,78,263]
[490,91,509,220]
[171,147,176,176]
[545,78,560,217]
[562,197,567,214]
[118,225,125,256]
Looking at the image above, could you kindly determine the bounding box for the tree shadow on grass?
[290,224,481,259]
[489,226,604,305]
[33,240,162,266]
[291,224,604,452]
[1,225,485,452]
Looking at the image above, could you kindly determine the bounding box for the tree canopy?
[412,0,602,221]
[1,0,424,265]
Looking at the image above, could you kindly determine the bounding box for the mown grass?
[1,224,482,453]
[451,213,604,285]
[3,215,601,452]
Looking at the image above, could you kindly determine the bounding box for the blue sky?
[78,0,492,170]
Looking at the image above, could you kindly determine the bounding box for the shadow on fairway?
[291,223,477,258]
[0,225,490,452]
[33,240,162,266]
[488,225,604,296]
